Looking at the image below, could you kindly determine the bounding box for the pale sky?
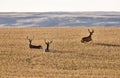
[0,0,120,12]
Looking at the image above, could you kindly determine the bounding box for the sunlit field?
[0,27,120,78]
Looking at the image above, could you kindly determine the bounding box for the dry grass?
[0,27,120,78]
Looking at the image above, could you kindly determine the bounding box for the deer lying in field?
[44,39,53,52]
[27,36,42,49]
[81,29,94,43]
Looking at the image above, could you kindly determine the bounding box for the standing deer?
[44,39,53,52]
[81,29,94,43]
[27,36,42,49]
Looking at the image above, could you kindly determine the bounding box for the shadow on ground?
[50,49,79,54]
[94,43,120,47]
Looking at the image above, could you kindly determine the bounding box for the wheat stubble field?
[0,27,120,78]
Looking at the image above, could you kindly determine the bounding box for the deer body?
[29,40,42,49]
[81,29,94,43]
[27,36,42,49]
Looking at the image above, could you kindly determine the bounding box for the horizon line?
[0,11,120,13]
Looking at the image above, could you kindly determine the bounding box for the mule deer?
[44,39,52,52]
[27,36,42,49]
[81,29,94,43]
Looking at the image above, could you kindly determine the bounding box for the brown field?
[0,27,120,78]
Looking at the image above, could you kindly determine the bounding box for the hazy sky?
[0,0,120,12]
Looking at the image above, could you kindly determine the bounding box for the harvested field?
[0,27,120,78]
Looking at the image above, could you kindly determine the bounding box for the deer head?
[88,29,94,37]
[44,39,53,52]
[27,36,34,45]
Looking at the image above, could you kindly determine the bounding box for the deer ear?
[92,29,94,33]
[44,39,47,42]
[27,36,34,40]
[44,39,48,44]
[88,29,90,33]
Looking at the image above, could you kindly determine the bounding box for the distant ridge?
[0,12,120,27]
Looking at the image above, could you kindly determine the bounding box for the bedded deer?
[27,36,42,49]
[81,29,94,43]
[44,39,53,52]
